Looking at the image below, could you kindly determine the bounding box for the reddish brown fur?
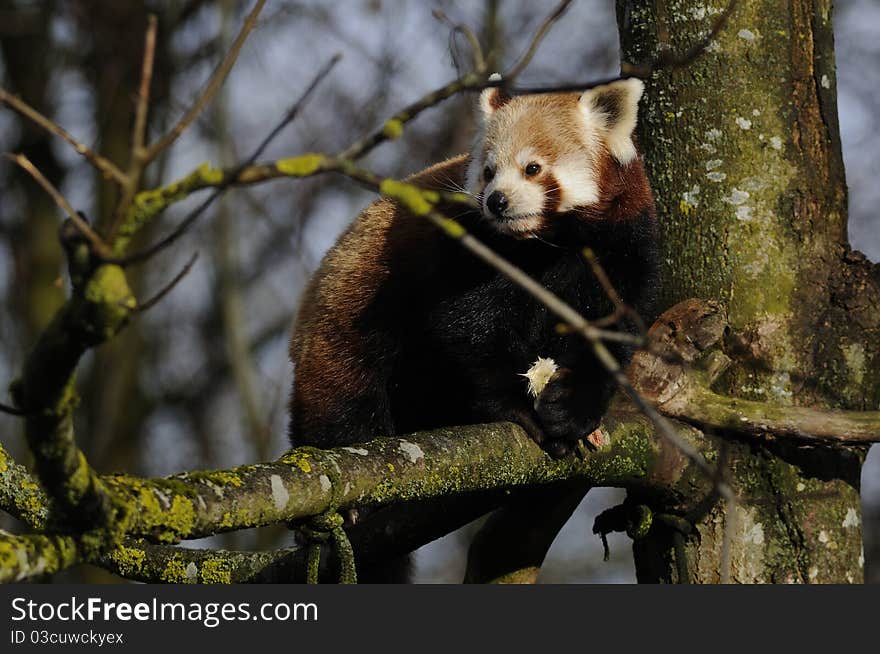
[487,87,511,111]
[541,172,562,215]
[580,147,655,223]
[289,155,470,424]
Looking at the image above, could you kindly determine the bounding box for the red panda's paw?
[499,401,578,460]
[534,368,597,458]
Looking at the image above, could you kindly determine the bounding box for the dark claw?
[545,439,571,459]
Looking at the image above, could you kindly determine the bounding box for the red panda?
[288,78,659,579]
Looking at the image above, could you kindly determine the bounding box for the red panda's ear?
[479,73,511,118]
[579,78,644,164]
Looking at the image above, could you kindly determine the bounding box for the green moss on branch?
[100,414,663,542]
[0,531,78,583]
[11,263,137,551]
[0,441,51,529]
[101,539,297,584]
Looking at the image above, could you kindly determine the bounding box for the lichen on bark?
[617,0,873,583]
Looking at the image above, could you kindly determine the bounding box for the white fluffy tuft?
[520,357,558,398]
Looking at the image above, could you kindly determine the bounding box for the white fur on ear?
[479,73,510,118]
[579,78,644,164]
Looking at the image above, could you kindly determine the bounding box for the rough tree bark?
[617,0,879,583]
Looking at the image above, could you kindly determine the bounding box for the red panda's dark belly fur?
[288,157,660,450]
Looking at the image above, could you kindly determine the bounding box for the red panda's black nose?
[487,191,508,216]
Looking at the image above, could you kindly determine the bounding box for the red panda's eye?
[525,163,541,176]
[483,166,495,182]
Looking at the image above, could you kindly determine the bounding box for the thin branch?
[133,15,157,158]
[294,0,707,166]
[8,153,76,217]
[0,88,127,184]
[112,152,642,349]
[107,15,159,239]
[635,0,738,76]
[432,9,485,71]
[0,401,26,416]
[135,252,199,313]
[583,247,646,333]
[632,299,880,446]
[338,70,490,161]
[338,1,574,160]
[503,0,574,80]
[509,0,738,94]
[6,152,112,257]
[142,0,267,164]
[337,2,585,162]
[670,385,880,445]
[115,53,341,266]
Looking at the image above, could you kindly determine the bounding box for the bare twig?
[0,401,26,416]
[136,252,199,313]
[0,88,127,184]
[503,0,574,80]
[509,0,738,93]
[340,1,573,162]
[6,153,76,218]
[583,247,646,333]
[142,0,267,164]
[133,15,157,158]
[6,152,111,257]
[338,70,490,161]
[432,9,485,71]
[116,53,341,266]
[109,14,160,239]
[633,0,738,76]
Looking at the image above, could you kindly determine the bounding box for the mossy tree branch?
[0,531,79,583]
[100,539,297,584]
[631,299,880,445]
[0,405,711,582]
[9,258,137,551]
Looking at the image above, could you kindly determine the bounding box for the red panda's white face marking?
[467,78,644,238]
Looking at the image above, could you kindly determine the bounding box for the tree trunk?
[617,0,879,582]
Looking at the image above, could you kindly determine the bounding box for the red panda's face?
[467,79,644,239]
